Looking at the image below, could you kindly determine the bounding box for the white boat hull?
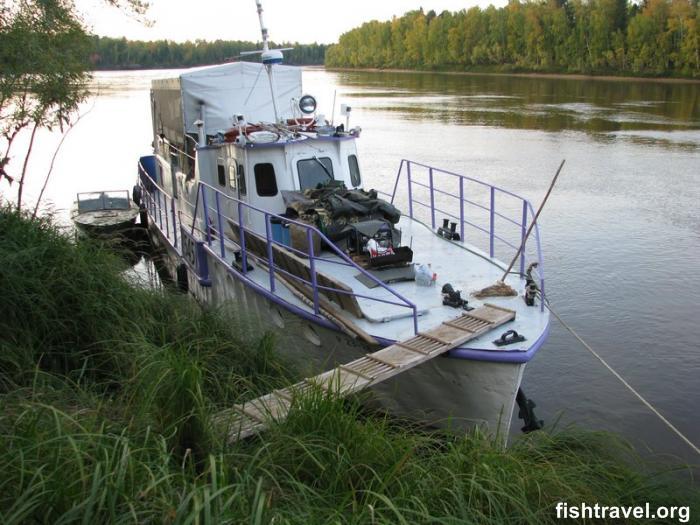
[147,222,525,438]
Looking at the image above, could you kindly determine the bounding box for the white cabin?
[149,61,363,235]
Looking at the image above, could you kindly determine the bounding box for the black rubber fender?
[132,184,142,206]
[176,263,189,293]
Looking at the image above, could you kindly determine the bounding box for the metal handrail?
[390,159,546,309]
[190,181,419,330]
[138,161,180,249]
[138,162,419,333]
[157,135,196,161]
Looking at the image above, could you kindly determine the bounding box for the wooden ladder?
[218,303,516,443]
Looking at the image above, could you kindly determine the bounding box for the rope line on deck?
[542,295,700,456]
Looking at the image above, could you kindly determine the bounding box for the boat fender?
[524,262,539,307]
[132,184,142,206]
[516,388,543,433]
[176,263,189,293]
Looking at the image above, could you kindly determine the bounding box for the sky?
[76,0,504,44]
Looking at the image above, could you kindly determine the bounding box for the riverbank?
[327,66,700,85]
[0,207,696,523]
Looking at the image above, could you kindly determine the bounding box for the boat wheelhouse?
[136,4,550,438]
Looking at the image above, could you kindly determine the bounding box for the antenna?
[240,0,293,124]
[255,0,270,53]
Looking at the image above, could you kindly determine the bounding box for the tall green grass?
[1,207,696,524]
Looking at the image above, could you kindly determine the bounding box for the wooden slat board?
[217,303,516,443]
[227,222,364,318]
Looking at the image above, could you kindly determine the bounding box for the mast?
[240,1,293,124]
[255,0,269,53]
[255,0,283,124]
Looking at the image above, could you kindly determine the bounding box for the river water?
[11,68,700,463]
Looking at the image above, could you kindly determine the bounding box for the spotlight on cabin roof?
[299,95,317,114]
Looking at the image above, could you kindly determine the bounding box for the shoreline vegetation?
[325,2,700,80]
[1,207,698,522]
[89,36,327,70]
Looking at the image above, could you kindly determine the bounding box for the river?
[11,68,700,464]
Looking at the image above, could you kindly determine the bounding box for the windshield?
[77,191,129,212]
[297,157,334,190]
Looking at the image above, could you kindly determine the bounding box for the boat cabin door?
[217,158,250,231]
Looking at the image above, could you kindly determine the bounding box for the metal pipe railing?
[390,159,546,307]
[189,180,418,329]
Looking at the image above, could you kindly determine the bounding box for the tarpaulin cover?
[152,61,302,136]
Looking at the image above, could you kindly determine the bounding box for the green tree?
[404,9,428,67]
[1,0,149,211]
[0,0,90,210]
[324,0,699,78]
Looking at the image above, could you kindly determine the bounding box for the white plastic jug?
[415,263,434,286]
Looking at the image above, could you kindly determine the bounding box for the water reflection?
[334,71,700,139]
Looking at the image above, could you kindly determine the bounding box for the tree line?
[325,0,700,77]
[90,36,328,69]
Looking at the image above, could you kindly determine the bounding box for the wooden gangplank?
[218,303,516,443]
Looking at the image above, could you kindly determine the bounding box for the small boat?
[135,0,550,438]
[71,190,139,236]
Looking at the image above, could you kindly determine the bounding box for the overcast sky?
[76,0,504,44]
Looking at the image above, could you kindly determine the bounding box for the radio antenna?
[240,0,293,124]
[255,0,270,53]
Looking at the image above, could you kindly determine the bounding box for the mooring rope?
[541,296,700,456]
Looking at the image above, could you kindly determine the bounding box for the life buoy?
[286,117,315,127]
[223,125,263,142]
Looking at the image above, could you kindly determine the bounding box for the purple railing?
[138,160,180,251]
[389,159,546,309]
[191,181,419,332]
[137,162,419,333]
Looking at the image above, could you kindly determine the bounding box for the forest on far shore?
[90,36,327,69]
[325,0,700,78]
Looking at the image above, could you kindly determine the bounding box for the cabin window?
[217,164,226,187]
[229,165,237,189]
[348,154,361,187]
[297,157,334,190]
[254,163,278,197]
[238,164,247,196]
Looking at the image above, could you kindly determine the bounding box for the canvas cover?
[152,61,302,137]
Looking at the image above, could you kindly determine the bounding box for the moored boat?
[72,190,139,236]
[135,1,550,438]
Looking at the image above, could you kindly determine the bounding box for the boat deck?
[140,157,549,360]
[214,215,548,354]
[314,216,548,352]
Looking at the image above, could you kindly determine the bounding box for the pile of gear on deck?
[282,181,413,268]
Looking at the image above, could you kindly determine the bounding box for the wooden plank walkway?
[218,303,516,443]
